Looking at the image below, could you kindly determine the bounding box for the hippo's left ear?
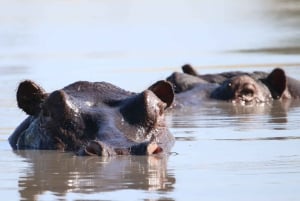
[265,68,287,99]
[17,80,47,116]
[148,80,174,108]
[182,64,198,76]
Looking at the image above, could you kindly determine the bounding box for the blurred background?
[0,0,299,89]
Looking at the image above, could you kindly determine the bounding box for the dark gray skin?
[181,64,269,84]
[167,65,300,106]
[9,80,175,156]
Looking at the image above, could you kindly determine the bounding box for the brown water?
[1,1,300,201]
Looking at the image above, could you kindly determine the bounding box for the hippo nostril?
[241,88,254,97]
[240,84,255,98]
[84,141,103,156]
[147,142,163,154]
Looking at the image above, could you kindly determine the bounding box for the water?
[0,0,300,200]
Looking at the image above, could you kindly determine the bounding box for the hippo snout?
[77,140,163,156]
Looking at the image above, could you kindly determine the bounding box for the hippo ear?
[148,80,174,108]
[120,83,173,126]
[182,64,198,76]
[265,68,287,99]
[17,80,47,116]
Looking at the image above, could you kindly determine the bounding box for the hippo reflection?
[14,150,175,201]
[9,80,175,156]
[167,65,300,106]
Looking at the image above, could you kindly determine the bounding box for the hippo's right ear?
[182,64,198,76]
[148,80,174,108]
[265,68,287,99]
[17,80,47,116]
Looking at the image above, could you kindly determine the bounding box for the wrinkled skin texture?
[9,80,175,156]
[167,64,300,106]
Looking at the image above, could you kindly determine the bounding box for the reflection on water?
[169,100,300,131]
[14,151,174,201]
[167,99,300,201]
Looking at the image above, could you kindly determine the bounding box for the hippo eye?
[158,102,166,116]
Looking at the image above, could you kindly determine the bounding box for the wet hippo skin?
[9,80,175,156]
[167,64,300,106]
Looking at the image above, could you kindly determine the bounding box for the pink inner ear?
[148,81,174,108]
[267,68,287,97]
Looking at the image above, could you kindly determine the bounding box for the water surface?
[0,1,300,201]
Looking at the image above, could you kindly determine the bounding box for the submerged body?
[9,80,175,156]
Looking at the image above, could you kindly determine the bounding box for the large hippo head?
[9,80,175,156]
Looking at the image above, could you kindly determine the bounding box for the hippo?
[9,80,175,156]
[167,64,300,106]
